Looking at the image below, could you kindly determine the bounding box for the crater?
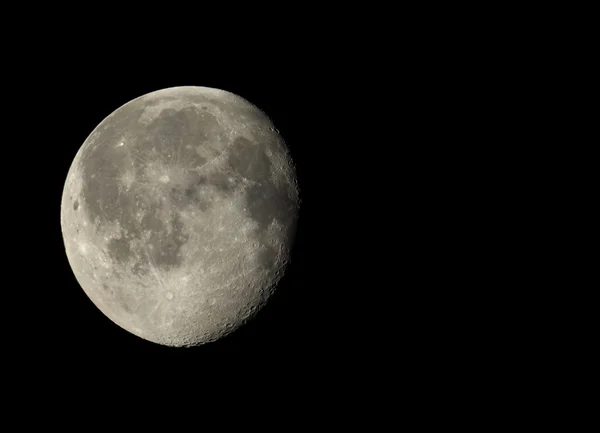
[73,200,79,211]
[120,299,133,314]
[132,261,147,276]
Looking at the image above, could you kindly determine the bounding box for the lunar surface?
[60,86,299,347]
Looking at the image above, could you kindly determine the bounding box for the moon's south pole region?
[60,86,299,347]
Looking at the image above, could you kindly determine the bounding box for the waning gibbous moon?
[60,86,300,347]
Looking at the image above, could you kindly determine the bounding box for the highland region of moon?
[60,86,299,347]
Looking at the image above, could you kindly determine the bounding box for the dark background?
[2,8,561,418]
[5,35,465,394]
[5,24,405,395]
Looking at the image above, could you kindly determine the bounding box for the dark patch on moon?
[73,200,79,211]
[168,180,212,213]
[227,136,272,182]
[185,95,228,112]
[79,168,190,275]
[136,106,224,164]
[78,104,219,275]
[139,109,184,160]
[144,211,188,271]
[107,237,132,264]
[224,135,297,270]
[208,170,238,194]
[79,148,124,222]
[245,182,294,233]
[196,198,211,212]
[167,168,240,213]
[141,210,165,233]
[257,244,278,270]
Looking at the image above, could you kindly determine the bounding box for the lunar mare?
[60,86,299,347]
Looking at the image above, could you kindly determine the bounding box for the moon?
[60,86,299,347]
